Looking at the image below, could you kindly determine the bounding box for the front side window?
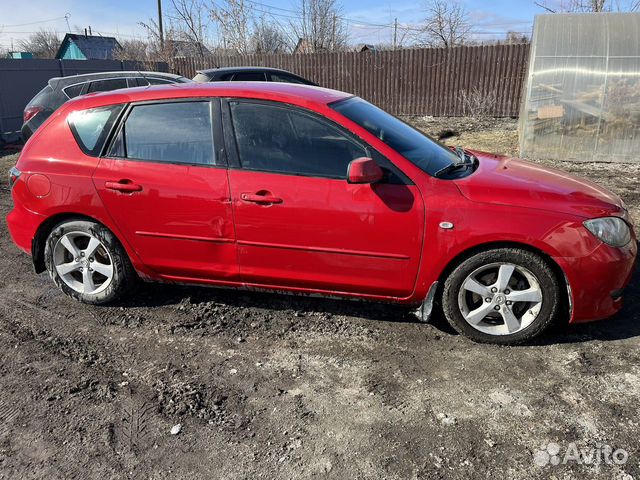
[68,104,124,155]
[230,101,367,178]
[113,101,215,165]
[331,97,458,176]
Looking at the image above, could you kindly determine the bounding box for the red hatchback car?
[6,82,637,344]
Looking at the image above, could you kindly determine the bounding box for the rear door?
[223,99,424,297]
[92,99,237,281]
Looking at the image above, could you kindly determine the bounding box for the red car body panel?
[93,158,238,280]
[6,82,637,324]
[228,169,424,296]
[454,153,625,218]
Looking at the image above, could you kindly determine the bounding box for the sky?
[0,0,553,51]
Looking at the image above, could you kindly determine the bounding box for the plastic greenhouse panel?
[519,13,640,163]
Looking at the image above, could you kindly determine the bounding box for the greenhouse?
[519,13,640,163]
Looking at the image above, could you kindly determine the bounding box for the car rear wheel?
[442,248,560,344]
[45,220,135,304]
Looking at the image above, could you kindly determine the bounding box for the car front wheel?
[442,248,561,344]
[44,220,135,304]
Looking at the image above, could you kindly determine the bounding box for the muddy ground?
[0,118,639,479]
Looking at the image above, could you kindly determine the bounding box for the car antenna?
[138,69,149,87]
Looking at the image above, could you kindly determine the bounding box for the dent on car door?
[223,99,425,297]
[92,99,238,280]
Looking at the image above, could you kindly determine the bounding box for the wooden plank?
[169,44,532,117]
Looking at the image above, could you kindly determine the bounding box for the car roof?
[48,71,190,90]
[196,66,299,75]
[64,82,352,111]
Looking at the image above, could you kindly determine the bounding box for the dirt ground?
[1,119,639,480]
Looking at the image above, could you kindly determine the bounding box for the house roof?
[55,33,121,60]
[354,44,376,52]
[168,40,212,58]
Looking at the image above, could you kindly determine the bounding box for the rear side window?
[232,72,267,81]
[112,101,215,165]
[135,77,174,86]
[68,105,124,156]
[270,73,308,85]
[87,78,128,93]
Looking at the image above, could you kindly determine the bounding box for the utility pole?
[332,14,337,51]
[393,18,398,50]
[157,0,165,48]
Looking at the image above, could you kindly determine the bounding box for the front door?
[93,99,237,281]
[224,99,424,297]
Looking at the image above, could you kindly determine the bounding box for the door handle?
[105,180,143,193]
[240,192,283,204]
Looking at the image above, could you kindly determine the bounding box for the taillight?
[23,106,43,123]
[8,166,21,188]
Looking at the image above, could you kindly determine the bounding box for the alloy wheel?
[457,262,543,336]
[53,231,114,295]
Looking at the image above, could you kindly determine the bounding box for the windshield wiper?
[435,147,476,178]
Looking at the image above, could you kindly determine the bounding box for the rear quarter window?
[63,83,85,98]
[68,105,124,156]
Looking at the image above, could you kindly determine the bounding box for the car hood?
[452,151,625,219]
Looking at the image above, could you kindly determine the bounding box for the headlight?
[583,217,631,247]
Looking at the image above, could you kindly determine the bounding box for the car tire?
[44,219,136,305]
[441,248,560,345]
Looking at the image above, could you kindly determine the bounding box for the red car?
[6,82,637,344]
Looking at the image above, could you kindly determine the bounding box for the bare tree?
[209,0,254,54]
[505,31,530,44]
[139,19,179,62]
[17,29,60,58]
[251,16,288,53]
[113,39,150,61]
[168,0,210,56]
[289,0,348,52]
[534,0,640,11]
[418,0,471,48]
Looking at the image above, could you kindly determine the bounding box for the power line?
[0,15,69,28]
[236,0,533,30]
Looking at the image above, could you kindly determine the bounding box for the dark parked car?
[192,66,317,85]
[22,71,192,141]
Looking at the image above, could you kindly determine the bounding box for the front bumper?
[554,239,637,323]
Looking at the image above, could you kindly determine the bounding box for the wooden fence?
[171,44,530,117]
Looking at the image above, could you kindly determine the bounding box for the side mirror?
[347,157,383,184]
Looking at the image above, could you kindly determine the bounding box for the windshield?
[331,97,459,176]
